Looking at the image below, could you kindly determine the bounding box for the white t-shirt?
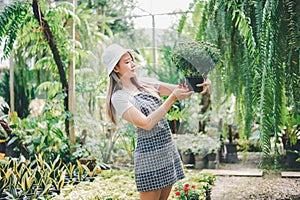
[111,79,160,117]
[111,89,136,117]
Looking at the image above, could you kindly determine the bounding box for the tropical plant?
[0,0,116,134]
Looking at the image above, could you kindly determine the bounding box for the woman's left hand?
[196,77,211,95]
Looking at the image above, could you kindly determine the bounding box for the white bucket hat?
[101,44,134,75]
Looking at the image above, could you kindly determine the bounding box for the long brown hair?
[106,72,159,125]
[106,71,121,125]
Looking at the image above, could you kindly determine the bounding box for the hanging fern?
[255,0,284,166]
[285,0,300,114]
[183,0,298,169]
[0,1,30,60]
[177,13,187,36]
[196,3,208,41]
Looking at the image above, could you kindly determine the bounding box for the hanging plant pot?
[185,76,204,93]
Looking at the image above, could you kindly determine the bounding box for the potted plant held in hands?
[171,41,221,93]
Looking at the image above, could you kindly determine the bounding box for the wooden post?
[151,15,157,68]
[68,0,77,146]
[9,51,14,113]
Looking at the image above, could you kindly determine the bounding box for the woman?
[102,44,209,200]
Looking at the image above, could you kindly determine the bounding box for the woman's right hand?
[171,86,194,100]
[197,77,211,95]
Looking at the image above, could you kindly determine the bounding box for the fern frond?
[285,0,300,113]
[36,81,61,98]
[0,1,30,60]
[177,13,187,36]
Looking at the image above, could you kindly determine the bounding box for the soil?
[210,152,300,200]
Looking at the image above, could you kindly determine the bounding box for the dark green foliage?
[0,71,29,118]
[78,0,135,35]
[0,1,29,60]
[284,0,300,113]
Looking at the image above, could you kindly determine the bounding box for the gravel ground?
[210,152,300,200]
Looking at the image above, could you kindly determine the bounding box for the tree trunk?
[32,0,69,135]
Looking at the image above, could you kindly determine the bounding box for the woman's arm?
[157,82,177,96]
[122,87,193,130]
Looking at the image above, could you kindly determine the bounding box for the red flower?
[184,183,189,188]
[186,191,189,195]
[175,191,181,196]
[183,187,189,191]
[192,185,196,189]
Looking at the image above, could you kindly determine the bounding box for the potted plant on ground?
[283,124,300,168]
[171,41,221,93]
[173,134,195,165]
[281,109,300,168]
[222,124,239,163]
[191,134,221,169]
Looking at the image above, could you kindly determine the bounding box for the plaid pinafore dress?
[133,92,185,192]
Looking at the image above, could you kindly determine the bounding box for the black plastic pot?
[225,142,238,163]
[206,189,211,200]
[285,139,300,169]
[207,153,216,161]
[185,76,204,93]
